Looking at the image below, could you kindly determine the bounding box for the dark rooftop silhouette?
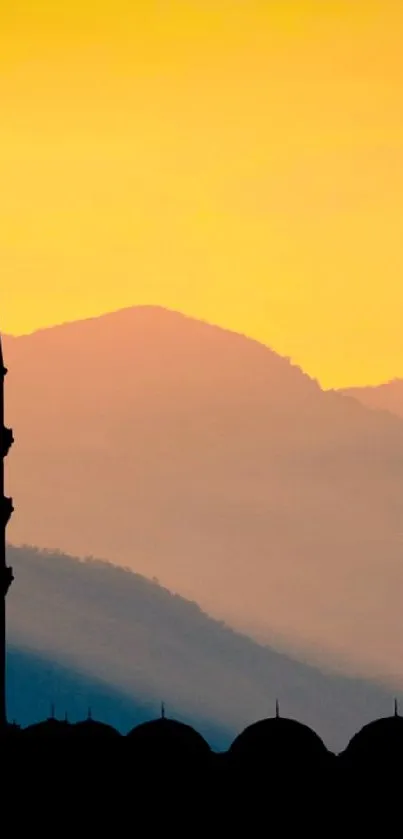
[229,714,330,766]
[341,710,403,765]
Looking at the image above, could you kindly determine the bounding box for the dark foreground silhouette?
[1,708,402,827]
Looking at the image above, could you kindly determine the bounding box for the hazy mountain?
[8,646,152,735]
[7,545,402,752]
[4,307,403,683]
[339,379,403,420]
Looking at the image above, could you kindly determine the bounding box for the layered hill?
[4,307,403,681]
[340,379,403,420]
[7,546,402,752]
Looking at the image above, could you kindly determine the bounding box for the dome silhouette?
[342,713,403,763]
[229,716,329,765]
[72,718,121,740]
[23,717,71,739]
[126,716,211,759]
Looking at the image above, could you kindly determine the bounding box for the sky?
[1,1,402,388]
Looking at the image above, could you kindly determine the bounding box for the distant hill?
[339,379,403,420]
[7,545,403,752]
[4,306,403,682]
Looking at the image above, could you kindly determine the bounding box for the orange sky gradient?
[1,1,402,388]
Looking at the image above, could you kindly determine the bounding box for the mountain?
[7,545,403,752]
[4,306,403,683]
[8,646,152,735]
[339,379,403,420]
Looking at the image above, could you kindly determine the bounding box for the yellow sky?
[1,1,402,388]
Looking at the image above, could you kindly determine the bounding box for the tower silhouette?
[0,335,14,730]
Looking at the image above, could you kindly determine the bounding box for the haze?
[8,545,403,753]
[5,309,403,686]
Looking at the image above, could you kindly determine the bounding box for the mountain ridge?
[4,304,403,684]
[339,379,403,420]
[1,304,316,381]
[7,544,403,752]
[4,305,401,392]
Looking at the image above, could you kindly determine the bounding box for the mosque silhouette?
[1,334,402,818]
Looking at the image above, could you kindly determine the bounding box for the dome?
[22,718,71,739]
[342,714,403,763]
[126,717,211,758]
[229,716,329,765]
[72,718,121,739]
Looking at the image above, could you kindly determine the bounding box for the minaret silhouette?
[0,335,14,731]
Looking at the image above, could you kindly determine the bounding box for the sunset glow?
[1,1,402,387]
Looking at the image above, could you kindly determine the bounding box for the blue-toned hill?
[7,545,402,752]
